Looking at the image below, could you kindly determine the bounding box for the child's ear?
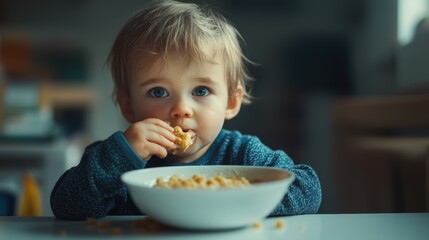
[225,86,244,120]
[116,91,135,123]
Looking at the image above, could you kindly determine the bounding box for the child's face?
[120,51,242,161]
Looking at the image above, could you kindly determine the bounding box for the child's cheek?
[135,105,165,120]
[199,113,224,140]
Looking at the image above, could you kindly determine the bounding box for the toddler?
[50,0,321,220]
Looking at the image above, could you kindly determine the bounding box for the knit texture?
[50,129,322,220]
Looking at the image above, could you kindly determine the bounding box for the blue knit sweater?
[50,129,321,220]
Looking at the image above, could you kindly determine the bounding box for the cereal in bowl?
[154,174,250,189]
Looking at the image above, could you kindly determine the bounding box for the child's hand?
[123,118,177,160]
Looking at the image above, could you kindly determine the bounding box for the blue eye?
[192,86,210,97]
[148,87,169,98]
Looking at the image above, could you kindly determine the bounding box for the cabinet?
[332,94,429,212]
[0,140,81,216]
[0,6,97,216]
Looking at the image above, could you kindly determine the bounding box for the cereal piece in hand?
[171,126,195,154]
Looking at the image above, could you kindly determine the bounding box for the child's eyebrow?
[138,78,163,87]
[195,77,218,85]
[138,77,218,88]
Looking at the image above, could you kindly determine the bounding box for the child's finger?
[154,126,176,142]
[147,131,177,150]
[145,142,169,159]
[144,118,174,132]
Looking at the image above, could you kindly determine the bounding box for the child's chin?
[172,148,193,156]
[170,142,197,156]
[169,147,200,160]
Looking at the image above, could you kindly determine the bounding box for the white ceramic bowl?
[121,165,295,230]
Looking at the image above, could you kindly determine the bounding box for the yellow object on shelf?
[17,172,42,216]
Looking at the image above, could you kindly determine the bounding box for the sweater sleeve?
[237,134,322,216]
[270,155,322,216]
[50,131,144,220]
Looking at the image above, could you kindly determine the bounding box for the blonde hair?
[107,0,253,104]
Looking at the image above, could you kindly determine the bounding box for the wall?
[350,0,398,96]
[397,30,429,90]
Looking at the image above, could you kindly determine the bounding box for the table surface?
[0,213,428,240]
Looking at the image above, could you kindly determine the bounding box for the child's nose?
[170,98,193,119]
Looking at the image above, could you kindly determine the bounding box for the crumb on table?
[252,221,262,228]
[97,221,110,229]
[275,219,285,229]
[110,227,122,235]
[58,230,67,237]
[131,218,169,232]
[87,217,96,225]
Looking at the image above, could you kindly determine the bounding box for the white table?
[0,213,428,240]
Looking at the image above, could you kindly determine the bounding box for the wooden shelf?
[41,83,96,109]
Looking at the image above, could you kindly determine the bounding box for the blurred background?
[1,0,429,216]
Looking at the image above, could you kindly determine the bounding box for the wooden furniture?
[332,94,429,213]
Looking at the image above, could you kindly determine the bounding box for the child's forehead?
[133,48,224,73]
